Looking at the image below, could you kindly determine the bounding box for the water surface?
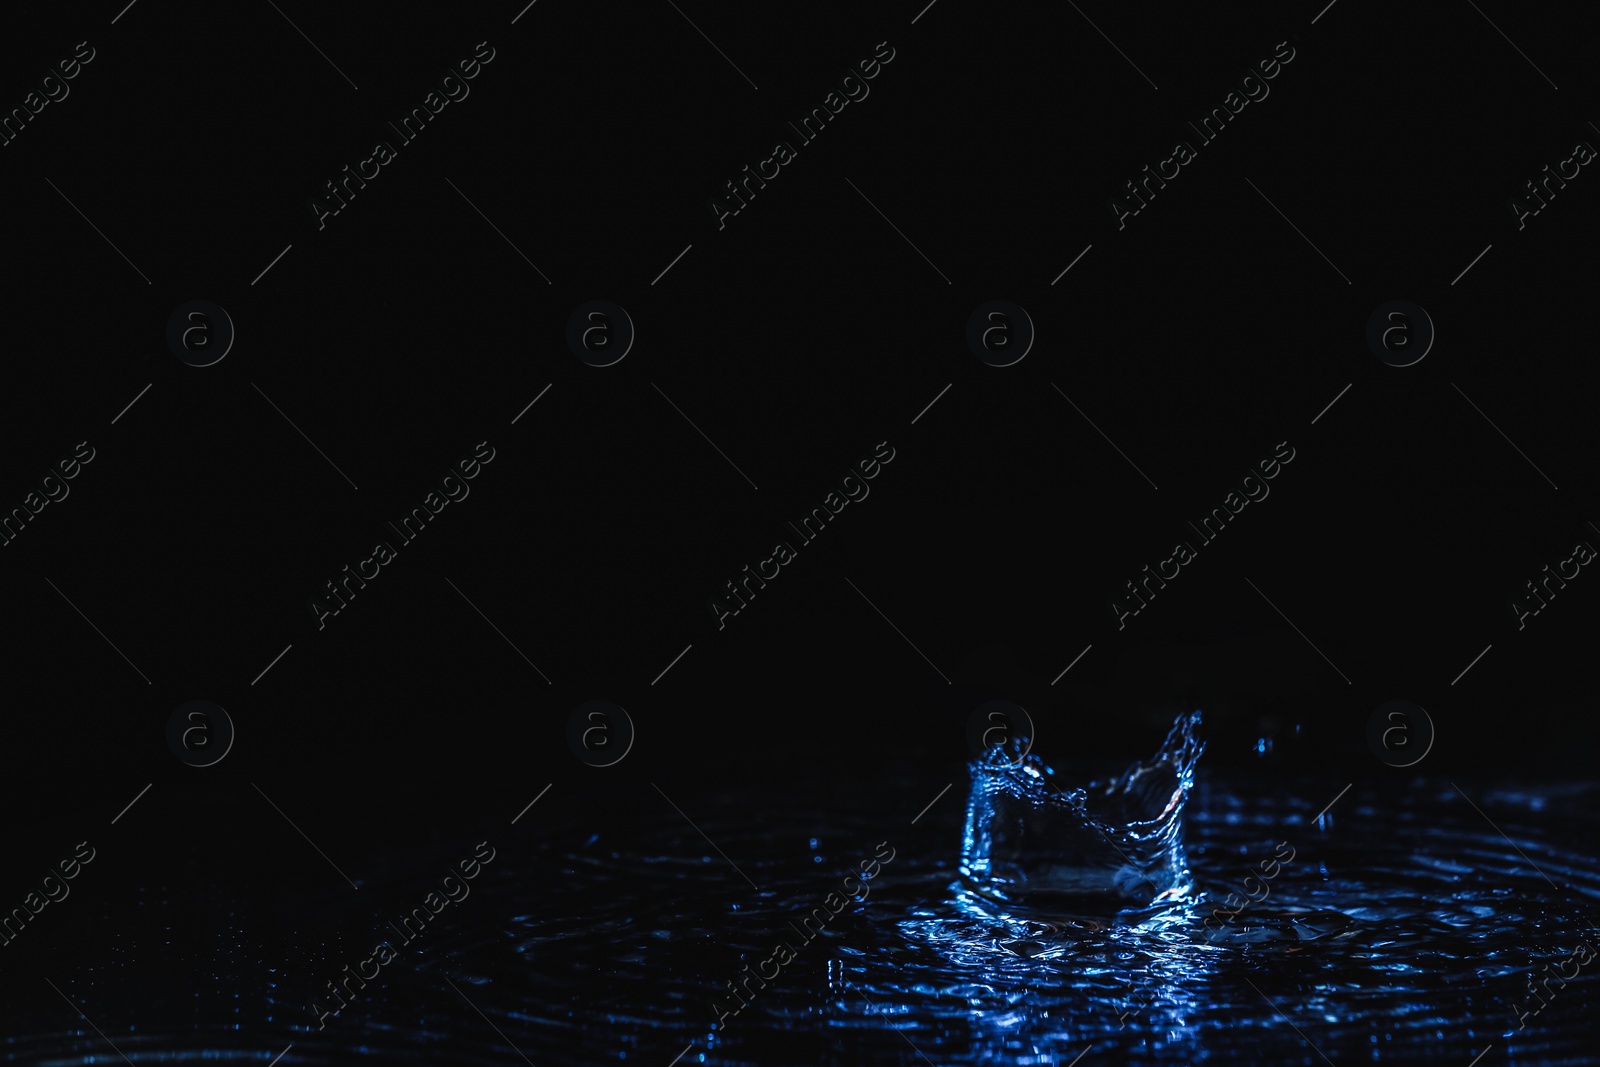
[11,769,1599,1066]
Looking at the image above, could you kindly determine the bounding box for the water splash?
[959,709,1206,914]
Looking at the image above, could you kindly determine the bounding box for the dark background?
[0,0,1595,1011]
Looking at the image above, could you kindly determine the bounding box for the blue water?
[958,710,1207,912]
[9,754,1599,1065]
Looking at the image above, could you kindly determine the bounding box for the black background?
[0,0,1595,1028]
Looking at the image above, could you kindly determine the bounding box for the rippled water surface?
[13,769,1600,1066]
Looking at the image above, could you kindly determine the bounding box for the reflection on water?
[9,769,1600,1066]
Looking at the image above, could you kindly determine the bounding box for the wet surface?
[9,764,1599,1066]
